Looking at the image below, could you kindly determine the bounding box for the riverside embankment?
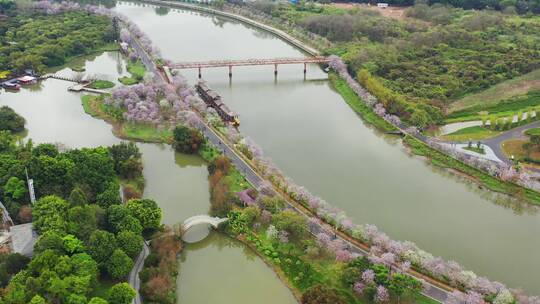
[115,1,540,295]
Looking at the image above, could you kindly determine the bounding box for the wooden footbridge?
[167,56,330,78]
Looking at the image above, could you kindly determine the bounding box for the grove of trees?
[0,9,117,74]
[0,106,25,133]
[173,125,204,154]
[0,135,160,303]
[246,1,540,127]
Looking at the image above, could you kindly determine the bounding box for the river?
[0,51,297,303]
[112,1,540,294]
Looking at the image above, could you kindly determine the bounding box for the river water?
[0,51,297,303]
[113,1,540,294]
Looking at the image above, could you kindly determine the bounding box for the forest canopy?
[247,1,540,126]
[0,10,116,74]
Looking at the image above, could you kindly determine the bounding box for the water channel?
[0,51,297,303]
[113,1,540,294]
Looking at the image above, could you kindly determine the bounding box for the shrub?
[301,285,347,304]
[172,125,204,154]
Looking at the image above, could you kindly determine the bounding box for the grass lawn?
[450,68,540,113]
[89,79,115,89]
[500,139,540,162]
[525,128,540,136]
[224,167,250,193]
[441,126,500,142]
[81,95,100,117]
[118,76,139,85]
[122,123,173,143]
[445,91,540,123]
[127,61,146,80]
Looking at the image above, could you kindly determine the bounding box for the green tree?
[0,106,25,133]
[35,231,65,254]
[3,253,30,274]
[88,230,117,264]
[66,294,87,304]
[33,143,59,158]
[68,187,87,207]
[126,199,162,231]
[29,295,46,304]
[32,196,69,234]
[116,231,143,258]
[107,205,143,234]
[29,155,75,197]
[67,205,97,241]
[106,249,133,280]
[388,273,422,302]
[259,196,285,214]
[63,147,115,199]
[4,176,27,201]
[301,285,347,304]
[272,210,308,240]
[89,297,109,304]
[96,181,122,208]
[62,235,85,254]
[0,131,16,153]
[173,125,204,154]
[108,142,142,179]
[107,283,136,304]
[70,253,98,285]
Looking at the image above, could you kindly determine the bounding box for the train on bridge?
[196,82,240,127]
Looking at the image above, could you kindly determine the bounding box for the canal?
[113,1,540,294]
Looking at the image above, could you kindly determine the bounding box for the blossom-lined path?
[128,23,453,304]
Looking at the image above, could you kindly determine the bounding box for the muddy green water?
[113,1,540,294]
[0,51,297,303]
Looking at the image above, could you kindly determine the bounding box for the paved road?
[129,27,452,303]
[129,241,150,304]
[482,120,540,164]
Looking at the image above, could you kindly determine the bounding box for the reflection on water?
[115,2,540,293]
[178,232,297,304]
[182,224,211,243]
[0,46,297,303]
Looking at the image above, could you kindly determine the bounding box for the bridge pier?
[303,62,307,74]
[228,65,232,78]
[274,63,278,76]
[198,67,202,79]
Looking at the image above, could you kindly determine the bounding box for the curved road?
[483,120,540,164]
[129,241,150,304]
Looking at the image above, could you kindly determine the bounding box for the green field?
[445,91,540,123]
[89,79,115,89]
[118,76,139,85]
[441,126,500,142]
[525,128,540,136]
[450,69,540,113]
[127,61,146,80]
[122,123,173,143]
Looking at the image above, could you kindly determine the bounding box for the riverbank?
[136,0,540,206]
[81,95,174,143]
[101,4,540,300]
[209,155,437,304]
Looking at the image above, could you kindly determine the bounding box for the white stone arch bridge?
[181,215,228,232]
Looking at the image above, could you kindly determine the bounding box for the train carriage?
[196,82,240,126]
